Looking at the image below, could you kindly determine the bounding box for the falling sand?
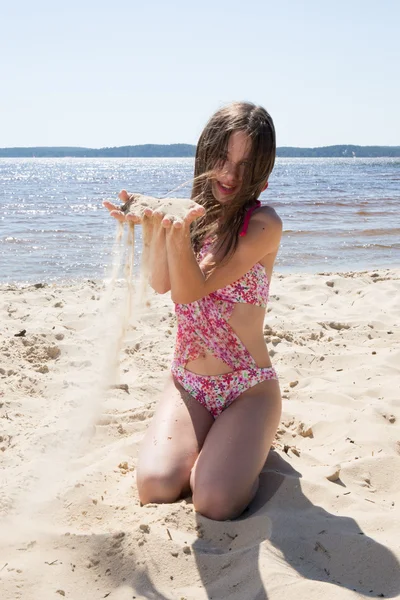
[0,194,196,538]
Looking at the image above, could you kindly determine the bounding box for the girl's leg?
[137,374,214,504]
[190,378,282,521]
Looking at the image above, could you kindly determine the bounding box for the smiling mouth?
[216,181,237,195]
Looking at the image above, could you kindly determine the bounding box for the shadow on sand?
[91,450,400,599]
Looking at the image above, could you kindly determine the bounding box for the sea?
[0,157,399,283]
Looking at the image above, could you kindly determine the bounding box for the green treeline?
[0,144,195,158]
[0,144,399,158]
[277,145,400,157]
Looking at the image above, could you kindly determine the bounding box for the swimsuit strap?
[239,200,262,237]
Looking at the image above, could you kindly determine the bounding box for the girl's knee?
[192,487,241,521]
[192,478,259,521]
[137,466,189,505]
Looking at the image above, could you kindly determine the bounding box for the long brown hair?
[190,101,276,263]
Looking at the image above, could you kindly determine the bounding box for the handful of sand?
[117,193,202,223]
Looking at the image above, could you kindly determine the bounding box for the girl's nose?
[222,159,240,181]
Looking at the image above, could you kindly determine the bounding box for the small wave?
[359,228,400,236]
[2,237,33,245]
[352,243,400,250]
[301,201,351,207]
[355,210,396,216]
[282,227,400,238]
[283,230,318,236]
[283,229,351,237]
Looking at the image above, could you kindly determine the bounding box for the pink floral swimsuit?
[171,201,278,418]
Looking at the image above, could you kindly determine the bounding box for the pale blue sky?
[1,0,399,148]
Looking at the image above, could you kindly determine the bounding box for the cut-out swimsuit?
[171,200,278,418]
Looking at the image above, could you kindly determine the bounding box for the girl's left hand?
[144,204,205,230]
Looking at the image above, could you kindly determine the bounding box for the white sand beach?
[0,268,399,599]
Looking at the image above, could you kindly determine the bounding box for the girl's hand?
[103,192,205,229]
[144,203,205,230]
[103,190,141,224]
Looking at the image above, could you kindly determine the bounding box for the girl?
[105,101,282,521]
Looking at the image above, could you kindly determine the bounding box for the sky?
[1,0,399,148]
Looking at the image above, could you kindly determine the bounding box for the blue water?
[1,157,399,283]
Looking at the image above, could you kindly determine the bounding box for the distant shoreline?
[1,143,400,158]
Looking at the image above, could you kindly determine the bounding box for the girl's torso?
[184,205,278,376]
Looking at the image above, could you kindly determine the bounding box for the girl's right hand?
[103,190,141,224]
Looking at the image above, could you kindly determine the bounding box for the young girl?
[105,101,282,521]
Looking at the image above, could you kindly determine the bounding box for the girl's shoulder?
[252,204,282,229]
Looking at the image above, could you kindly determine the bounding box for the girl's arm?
[165,224,205,303]
[143,217,171,294]
[165,208,282,304]
[142,201,205,297]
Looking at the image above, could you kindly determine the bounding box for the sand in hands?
[117,193,201,223]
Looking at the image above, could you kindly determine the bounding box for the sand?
[115,193,202,222]
[0,267,399,599]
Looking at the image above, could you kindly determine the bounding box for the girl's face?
[212,130,252,204]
